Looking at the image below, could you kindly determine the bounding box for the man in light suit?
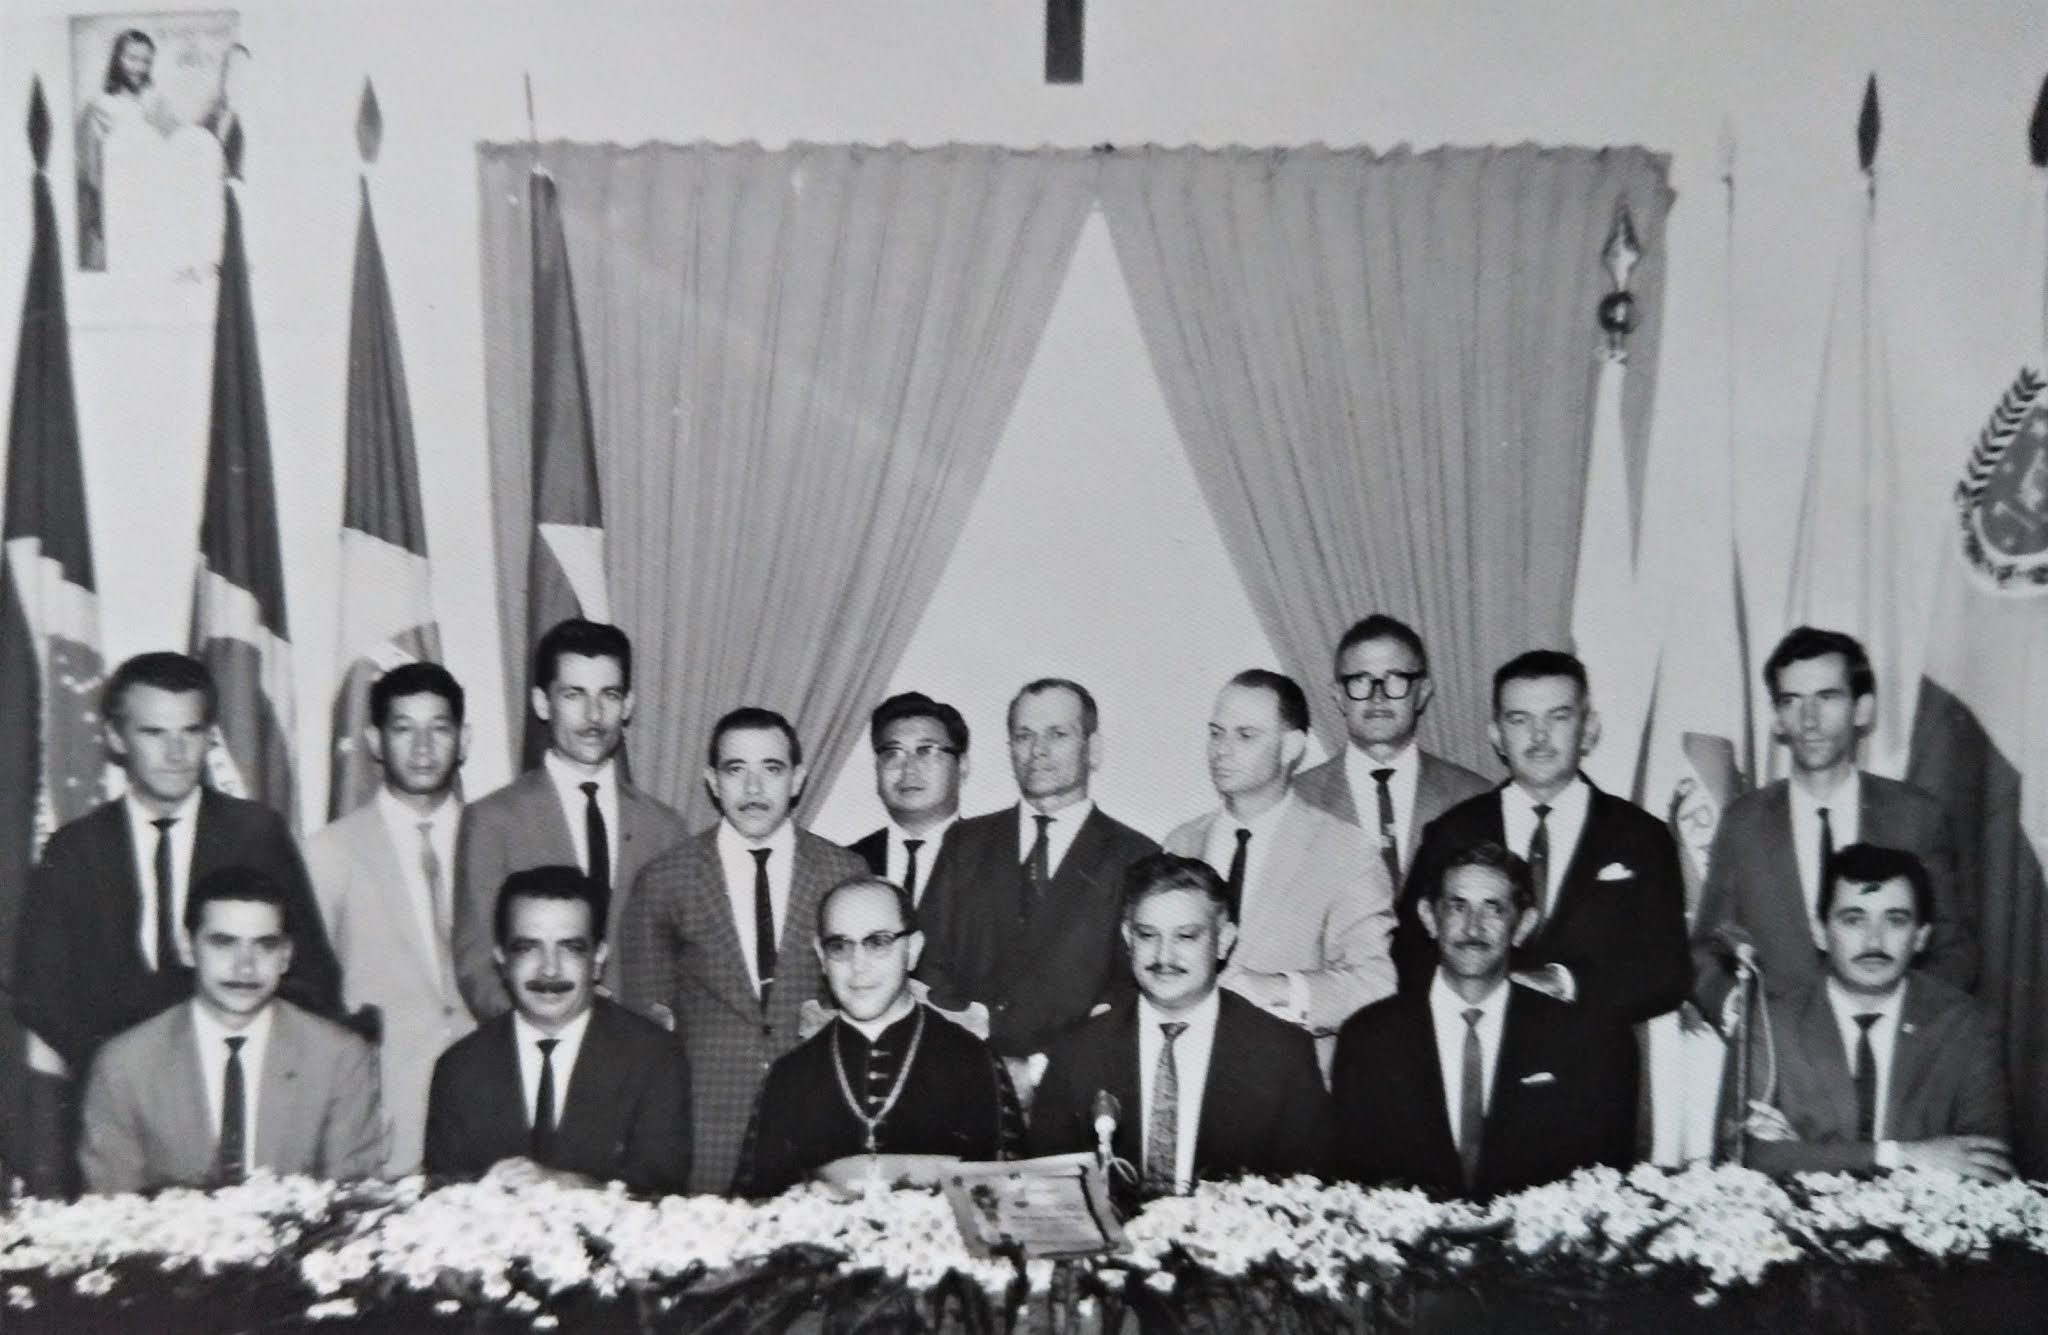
[1162,670,1395,1065]
[1294,615,1490,889]
[1692,627,1972,1018]
[846,693,967,907]
[1029,854,1334,1203]
[425,867,693,1195]
[1333,842,1637,1198]
[306,663,474,1175]
[452,619,687,1020]
[1741,844,2009,1181]
[616,708,867,1195]
[79,866,385,1193]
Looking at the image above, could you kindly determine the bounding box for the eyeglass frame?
[1338,669,1426,702]
[817,928,918,963]
[874,742,961,768]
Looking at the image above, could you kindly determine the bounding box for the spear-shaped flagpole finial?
[356,79,383,166]
[524,72,538,147]
[1857,73,1881,206]
[1718,118,1736,189]
[27,76,50,170]
[1603,199,1642,292]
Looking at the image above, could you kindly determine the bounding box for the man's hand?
[1893,1136,2015,1183]
[1741,1100,1797,1143]
[485,1156,601,1192]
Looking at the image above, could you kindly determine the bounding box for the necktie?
[1458,1008,1484,1189]
[1224,828,1251,920]
[902,838,926,904]
[152,816,179,970]
[1853,1012,1881,1141]
[581,781,610,894]
[1144,1020,1188,1195]
[1371,767,1401,888]
[217,1035,247,1185]
[418,820,448,931]
[751,848,777,1005]
[532,1037,560,1162]
[1023,814,1052,916]
[1816,807,1835,919]
[1528,804,1552,919]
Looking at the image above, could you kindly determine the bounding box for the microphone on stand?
[1090,1090,1120,1169]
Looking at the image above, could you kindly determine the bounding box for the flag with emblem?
[328,82,442,818]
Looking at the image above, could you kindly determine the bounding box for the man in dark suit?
[1391,651,1689,1025]
[1029,854,1333,1199]
[1294,615,1490,889]
[452,619,687,1020]
[1333,842,1636,1197]
[1692,627,1972,1019]
[916,679,1160,1094]
[845,693,968,907]
[616,708,868,1195]
[1739,844,2010,1180]
[424,866,693,1195]
[14,652,341,1195]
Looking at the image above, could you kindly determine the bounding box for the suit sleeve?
[15,841,89,1071]
[1583,1011,1640,1170]
[1950,1002,2010,1141]
[1294,830,1398,1033]
[1687,812,1748,1017]
[613,860,681,1024]
[619,1034,694,1196]
[422,1049,481,1178]
[321,1037,390,1181]
[453,805,513,1020]
[1023,1044,1090,1159]
[1747,1136,1878,1175]
[1917,803,1976,994]
[1539,815,1689,1022]
[76,1045,147,1194]
[1391,823,1450,995]
[1268,1029,1338,1179]
[256,814,343,1020]
[1327,1017,1391,1184]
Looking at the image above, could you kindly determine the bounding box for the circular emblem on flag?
[1958,367,2048,594]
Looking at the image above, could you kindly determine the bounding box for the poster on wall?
[69,11,242,297]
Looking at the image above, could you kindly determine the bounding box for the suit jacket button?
[761,1023,774,1038]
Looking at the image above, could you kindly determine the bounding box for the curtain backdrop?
[1100,146,1672,775]
[479,142,1096,827]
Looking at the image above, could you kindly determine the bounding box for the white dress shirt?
[374,786,462,967]
[716,819,798,991]
[1825,975,1904,1144]
[1790,771,1862,928]
[1136,988,1220,1195]
[542,750,621,888]
[191,1000,275,1175]
[1428,971,1511,1135]
[512,1005,593,1129]
[1201,794,1311,1022]
[882,816,956,905]
[1500,775,1592,919]
[1016,798,1094,880]
[1345,740,1421,857]
[127,788,203,968]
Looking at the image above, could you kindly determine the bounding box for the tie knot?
[537,1037,560,1056]
[904,839,925,853]
[1462,1007,1483,1029]
[1819,807,1833,826]
[418,819,434,835]
[1855,1012,1881,1033]
[581,780,600,796]
[750,847,772,867]
[224,1035,246,1053]
[1034,814,1053,833]
[1234,827,1252,848]
[1533,804,1552,820]
[152,816,177,832]
[1371,767,1395,785]
[1160,1021,1188,1042]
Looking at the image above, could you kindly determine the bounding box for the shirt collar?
[190,995,277,1050]
[1224,790,1294,839]
[1137,984,1222,1036]
[1790,769,1862,819]
[126,786,203,830]
[887,814,956,847]
[1428,968,1512,1023]
[512,1002,595,1050]
[1502,773,1590,822]
[375,783,459,833]
[843,995,921,1043]
[717,816,798,857]
[1347,738,1419,785]
[1019,797,1093,833]
[1825,974,1907,1027]
[543,748,617,794]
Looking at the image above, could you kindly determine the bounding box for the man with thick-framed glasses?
[846,693,969,907]
[733,875,1021,1197]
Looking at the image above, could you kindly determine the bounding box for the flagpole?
[1719,120,1757,787]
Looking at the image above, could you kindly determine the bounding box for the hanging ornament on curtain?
[1598,201,1641,358]
[1858,73,1881,208]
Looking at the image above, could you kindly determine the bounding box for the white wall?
[2,0,2043,841]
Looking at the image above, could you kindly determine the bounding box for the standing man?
[846,693,968,906]
[1392,651,1689,1025]
[916,679,1159,1091]
[1162,670,1395,1063]
[616,708,867,1195]
[1295,615,1490,891]
[1692,627,1971,1016]
[306,662,474,1175]
[452,619,687,1020]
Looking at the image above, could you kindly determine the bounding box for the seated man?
[1741,844,2010,1181]
[79,866,385,1193]
[1028,854,1333,1199]
[735,876,1022,1197]
[425,867,693,1195]
[1332,842,1636,1198]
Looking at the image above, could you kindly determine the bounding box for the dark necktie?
[217,1035,247,1185]
[1371,767,1401,888]
[532,1037,560,1162]
[751,848,777,1005]
[1853,1012,1881,1141]
[1458,1008,1484,1189]
[581,781,610,894]
[1224,828,1251,920]
[1023,814,1052,916]
[419,820,457,987]
[1528,804,1552,919]
[902,838,926,904]
[1816,807,1835,919]
[152,816,179,970]
[1144,1020,1188,1195]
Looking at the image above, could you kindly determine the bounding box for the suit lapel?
[1251,803,1313,934]
[1106,1004,1144,1167]
[1540,784,1604,929]
[557,1005,622,1156]
[1797,985,1860,1137]
[256,1004,303,1170]
[485,1018,535,1148]
[94,804,146,966]
[362,811,449,992]
[697,839,760,1017]
[158,1007,215,1180]
[1763,785,1806,923]
[1887,980,1939,1130]
[1051,809,1112,899]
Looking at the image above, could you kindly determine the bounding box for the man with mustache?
[616,708,867,1195]
[1332,842,1636,1196]
[846,693,968,906]
[423,866,693,1194]
[1739,844,2009,1180]
[451,619,687,1020]
[1691,628,1971,1019]
[1028,854,1333,1201]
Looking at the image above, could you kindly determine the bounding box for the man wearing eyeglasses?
[846,694,968,907]
[1295,616,1490,893]
[734,875,1021,1197]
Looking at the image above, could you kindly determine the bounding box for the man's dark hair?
[1333,614,1430,678]
[494,865,609,947]
[369,662,466,727]
[1008,678,1099,736]
[1429,840,1536,912]
[1763,626,1875,701]
[1227,669,1310,733]
[708,706,803,769]
[184,864,294,936]
[1491,649,1589,713]
[814,874,919,940]
[869,692,969,754]
[1819,843,1933,923]
[104,651,217,726]
[533,618,633,693]
[1121,852,1233,922]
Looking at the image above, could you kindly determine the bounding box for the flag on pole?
[191,123,297,826]
[328,82,442,819]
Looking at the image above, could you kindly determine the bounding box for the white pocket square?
[1519,1071,1558,1087]
[1596,862,1634,882]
